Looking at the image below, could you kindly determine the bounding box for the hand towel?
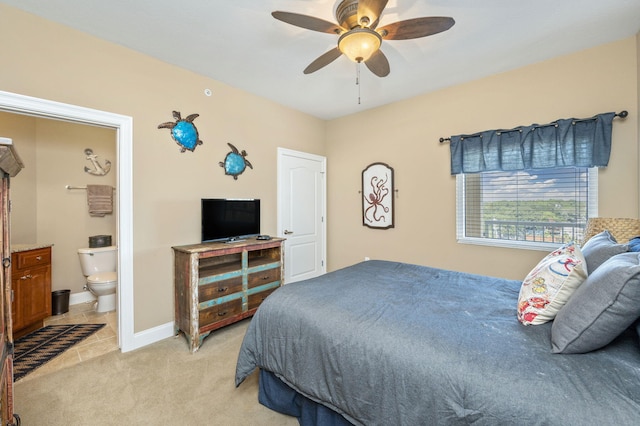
[86,184,113,217]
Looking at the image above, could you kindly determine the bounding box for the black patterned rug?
[14,324,106,381]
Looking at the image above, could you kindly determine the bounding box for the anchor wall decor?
[84,148,111,176]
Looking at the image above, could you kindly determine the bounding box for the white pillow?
[517,242,587,325]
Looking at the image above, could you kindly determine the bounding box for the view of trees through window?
[463,167,591,245]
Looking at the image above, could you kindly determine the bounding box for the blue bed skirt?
[259,369,353,426]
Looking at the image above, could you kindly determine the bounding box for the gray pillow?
[551,252,640,354]
[580,230,628,273]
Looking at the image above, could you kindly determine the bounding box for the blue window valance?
[449,112,616,175]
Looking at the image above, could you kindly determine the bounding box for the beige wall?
[0,5,326,332]
[0,113,117,295]
[326,37,639,280]
[0,113,37,243]
[36,120,117,294]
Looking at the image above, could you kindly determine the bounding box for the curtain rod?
[438,110,628,143]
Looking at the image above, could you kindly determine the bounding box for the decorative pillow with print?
[517,242,588,325]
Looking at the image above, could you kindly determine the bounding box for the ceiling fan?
[272,0,455,77]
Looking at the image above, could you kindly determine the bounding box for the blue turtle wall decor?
[158,110,203,152]
[219,143,252,180]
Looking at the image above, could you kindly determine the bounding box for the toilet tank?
[78,245,117,276]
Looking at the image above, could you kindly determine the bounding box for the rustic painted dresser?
[172,237,284,352]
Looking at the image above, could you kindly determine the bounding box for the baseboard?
[69,290,175,352]
[126,322,175,352]
[69,290,96,305]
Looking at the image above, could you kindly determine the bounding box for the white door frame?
[0,90,136,352]
[277,147,327,280]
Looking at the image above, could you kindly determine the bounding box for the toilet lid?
[87,271,117,284]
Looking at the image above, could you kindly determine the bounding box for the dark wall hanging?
[362,162,394,229]
[219,143,253,180]
[158,110,203,152]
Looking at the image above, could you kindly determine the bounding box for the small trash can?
[51,289,71,315]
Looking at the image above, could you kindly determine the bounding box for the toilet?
[77,245,118,312]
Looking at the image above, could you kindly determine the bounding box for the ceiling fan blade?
[365,50,390,77]
[357,0,388,28]
[378,17,455,40]
[272,11,343,34]
[304,48,343,74]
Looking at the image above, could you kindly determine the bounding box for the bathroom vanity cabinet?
[173,237,284,352]
[11,246,52,339]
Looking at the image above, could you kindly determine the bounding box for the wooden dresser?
[11,246,52,339]
[173,237,284,352]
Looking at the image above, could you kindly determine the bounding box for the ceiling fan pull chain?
[356,61,361,105]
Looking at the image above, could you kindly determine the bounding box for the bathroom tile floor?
[17,302,118,383]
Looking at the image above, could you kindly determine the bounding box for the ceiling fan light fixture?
[272,1,454,77]
[338,28,382,63]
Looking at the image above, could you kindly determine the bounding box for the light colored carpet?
[14,319,297,425]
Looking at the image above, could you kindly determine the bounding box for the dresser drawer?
[247,267,281,289]
[15,248,51,270]
[199,276,243,302]
[199,299,243,327]
[248,287,278,311]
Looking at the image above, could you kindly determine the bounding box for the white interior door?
[277,148,326,284]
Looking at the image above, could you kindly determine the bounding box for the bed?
[235,258,640,425]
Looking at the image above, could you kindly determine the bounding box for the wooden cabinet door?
[11,247,53,336]
[13,265,51,330]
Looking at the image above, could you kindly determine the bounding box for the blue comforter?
[236,260,640,425]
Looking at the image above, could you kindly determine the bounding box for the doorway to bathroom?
[3,115,117,305]
[0,90,135,352]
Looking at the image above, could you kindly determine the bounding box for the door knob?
[283,230,294,235]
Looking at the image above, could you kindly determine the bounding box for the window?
[456,167,598,250]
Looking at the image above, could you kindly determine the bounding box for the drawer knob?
[217,311,227,317]
[218,287,228,293]
[36,256,42,261]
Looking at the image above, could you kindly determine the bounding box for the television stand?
[172,237,285,352]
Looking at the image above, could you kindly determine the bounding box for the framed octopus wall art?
[362,162,394,229]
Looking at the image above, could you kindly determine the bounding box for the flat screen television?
[201,198,260,242]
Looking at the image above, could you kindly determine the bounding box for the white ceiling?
[3,0,640,120]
